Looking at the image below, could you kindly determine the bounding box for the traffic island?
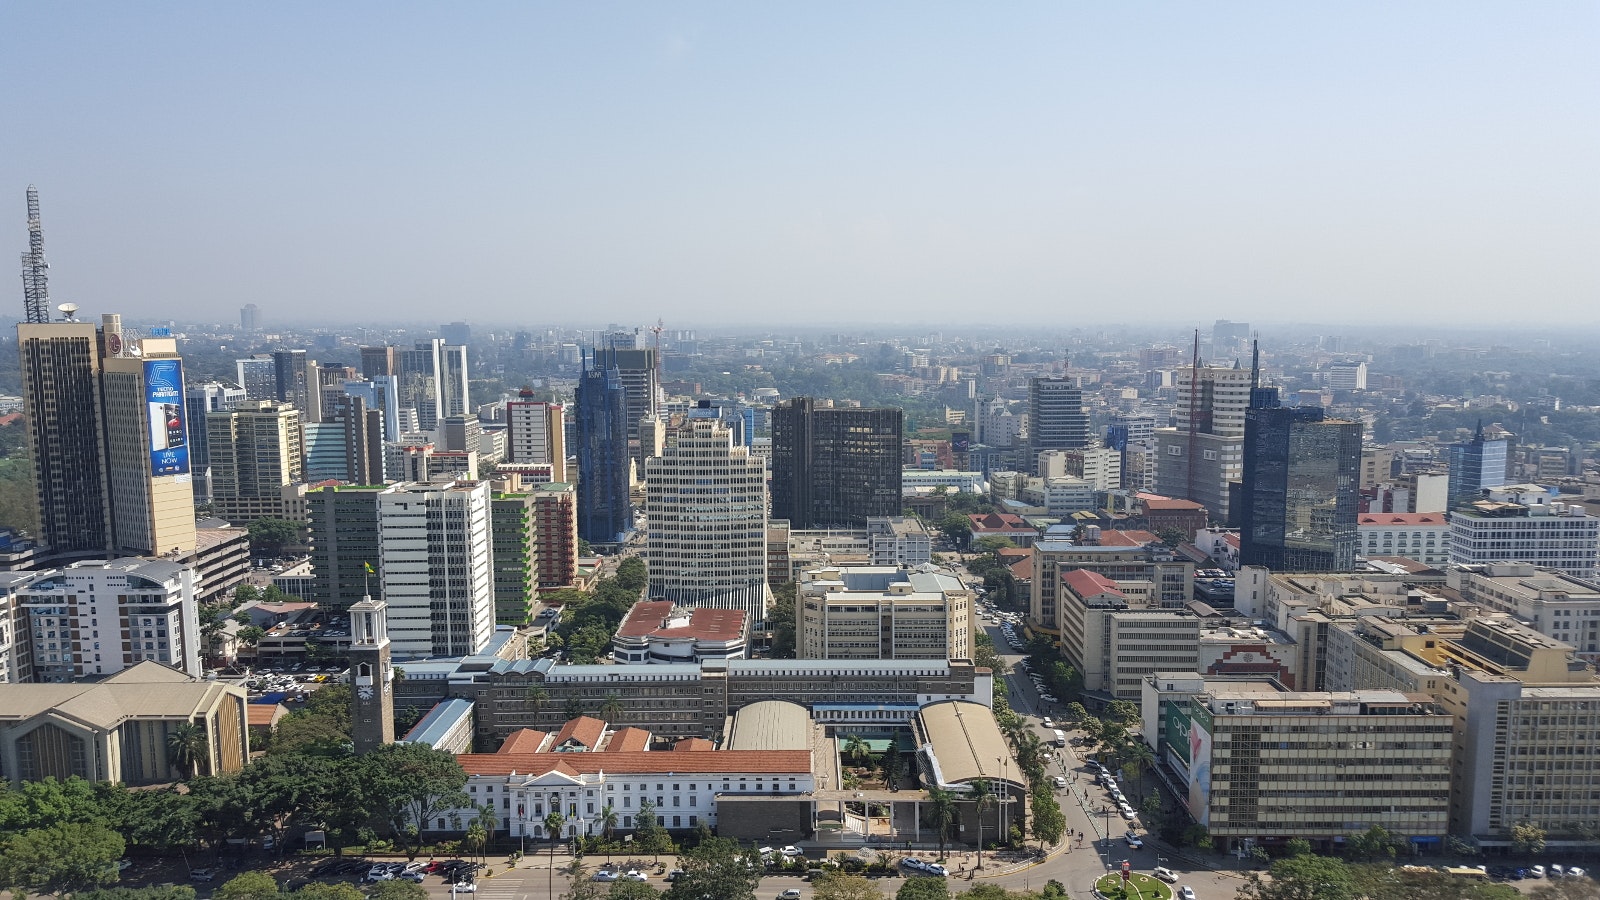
[1094,872,1174,900]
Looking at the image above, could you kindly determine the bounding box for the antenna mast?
[20,186,51,324]
[1186,329,1200,503]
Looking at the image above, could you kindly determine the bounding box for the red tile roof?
[1061,568,1124,599]
[1097,529,1160,547]
[616,602,746,642]
[674,738,715,752]
[552,716,607,750]
[605,727,652,753]
[499,728,548,754]
[969,513,1035,531]
[246,703,286,728]
[1358,513,1448,526]
[457,749,812,777]
[615,601,676,638]
[1138,493,1205,511]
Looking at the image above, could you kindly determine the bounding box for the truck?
[1052,729,1067,747]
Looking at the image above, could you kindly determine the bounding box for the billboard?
[1187,700,1213,827]
[144,358,190,476]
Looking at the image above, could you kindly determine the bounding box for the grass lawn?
[1095,872,1175,900]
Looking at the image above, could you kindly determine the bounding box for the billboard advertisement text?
[145,359,190,476]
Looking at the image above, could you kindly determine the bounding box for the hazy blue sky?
[2,3,1595,328]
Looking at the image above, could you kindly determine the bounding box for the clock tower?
[348,597,395,753]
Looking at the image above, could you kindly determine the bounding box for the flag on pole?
[363,562,375,574]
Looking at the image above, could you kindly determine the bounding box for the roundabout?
[1094,871,1176,900]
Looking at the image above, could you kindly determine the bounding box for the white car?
[1569,867,1588,879]
[1179,887,1197,900]
[452,883,477,893]
[1126,834,1144,849]
[1154,867,1178,884]
[189,869,216,883]
[591,870,620,882]
[779,891,803,900]
[1120,807,1137,820]
[781,845,804,858]
[622,870,648,882]
[1530,866,1547,878]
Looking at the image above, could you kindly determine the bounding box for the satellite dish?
[57,302,79,321]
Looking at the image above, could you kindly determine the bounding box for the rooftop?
[726,700,812,752]
[458,749,811,778]
[615,600,747,642]
[1358,513,1449,526]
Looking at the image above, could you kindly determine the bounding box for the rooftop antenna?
[20,186,51,324]
[1186,329,1200,503]
[57,302,79,323]
[1250,338,1261,391]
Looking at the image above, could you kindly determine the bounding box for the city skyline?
[2,3,1595,328]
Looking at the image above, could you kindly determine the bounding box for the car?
[1126,834,1144,849]
[1552,866,1566,878]
[758,846,776,857]
[666,870,686,882]
[398,873,424,883]
[364,866,394,883]
[779,891,803,900]
[900,859,926,872]
[1154,867,1179,884]
[1179,887,1197,900]
[781,845,805,858]
[1120,807,1137,820]
[1051,776,1068,789]
[451,883,477,893]
[1530,866,1547,878]
[922,863,949,877]
[403,862,426,873]
[591,871,620,882]
[1041,719,1054,728]
[1570,867,1588,879]
[189,869,217,883]
[1041,694,1059,703]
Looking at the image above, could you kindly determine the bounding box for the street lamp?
[1102,806,1112,871]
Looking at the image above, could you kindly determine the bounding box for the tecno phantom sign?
[145,359,190,476]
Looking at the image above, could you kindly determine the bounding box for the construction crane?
[20,185,51,324]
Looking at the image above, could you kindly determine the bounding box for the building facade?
[1357,513,1451,567]
[207,401,305,524]
[16,559,201,681]
[505,394,567,481]
[645,419,769,626]
[1239,393,1361,573]
[770,397,903,529]
[377,482,496,658]
[1028,377,1090,470]
[574,356,632,545]
[1448,426,1510,510]
[797,566,973,661]
[1447,486,1600,580]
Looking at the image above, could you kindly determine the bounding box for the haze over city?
[2,2,1596,328]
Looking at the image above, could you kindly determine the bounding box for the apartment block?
[207,401,304,523]
[377,481,496,658]
[15,558,202,681]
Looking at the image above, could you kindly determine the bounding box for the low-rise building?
[1357,512,1451,567]
[1448,563,1600,662]
[1032,534,1194,633]
[611,600,748,664]
[867,517,932,567]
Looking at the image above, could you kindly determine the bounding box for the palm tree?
[525,684,548,714]
[882,743,903,791]
[597,693,624,724]
[563,697,585,720]
[968,780,994,870]
[473,803,497,863]
[543,810,565,899]
[927,788,956,862]
[1127,741,1155,801]
[166,722,208,779]
[598,804,619,861]
[843,734,870,767]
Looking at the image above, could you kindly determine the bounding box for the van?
[1052,729,1067,747]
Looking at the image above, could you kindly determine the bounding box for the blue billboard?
[144,358,190,476]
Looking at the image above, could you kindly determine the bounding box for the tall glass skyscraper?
[1447,424,1510,509]
[770,397,903,529]
[1239,387,1362,572]
[575,354,633,545]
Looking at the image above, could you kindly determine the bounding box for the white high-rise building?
[431,340,470,423]
[644,419,769,627]
[505,395,566,481]
[377,481,495,658]
[17,558,201,681]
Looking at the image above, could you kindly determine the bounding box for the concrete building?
[185,381,246,475]
[17,558,201,681]
[1151,365,1254,521]
[645,419,769,627]
[99,335,198,558]
[1030,533,1194,634]
[489,489,539,626]
[1172,686,1452,853]
[504,393,566,481]
[530,482,579,592]
[1028,377,1090,469]
[378,481,496,657]
[797,566,973,661]
[1056,569,1202,702]
[0,661,248,785]
[867,516,932,567]
[610,600,748,664]
[1447,563,1600,661]
[235,355,276,401]
[307,485,386,611]
[914,700,1027,847]
[1448,486,1600,579]
[207,401,304,524]
[1357,512,1452,567]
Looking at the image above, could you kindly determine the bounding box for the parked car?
[189,869,217,883]
[779,891,802,900]
[1530,866,1547,878]
[781,846,805,858]
[1568,867,1587,879]
[622,871,648,882]
[1126,834,1144,849]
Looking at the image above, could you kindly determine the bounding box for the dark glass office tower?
[770,397,903,528]
[575,354,633,544]
[1028,376,1090,471]
[1239,387,1362,572]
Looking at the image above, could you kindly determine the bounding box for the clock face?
[358,686,374,700]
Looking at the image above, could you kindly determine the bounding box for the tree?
[1240,854,1355,900]
[843,734,871,766]
[597,804,619,859]
[167,722,209,778]
[0,822,126,897]
[882,743,903,791]
[1182,823,1212,851]
[1512,821,1547,856]
[544,810,566,900]
[1029,789,1065,849]
[896,879,951,900]
[122,787,199,853]
[926,788,956,861]
[247,518,305,556]
[365,881,427,900]
[1348,824,1398,861]
[237,625,266,646]
[936,513,973,549]
[768,583,797,658]
[812,872,885,900]
[291,884,364,900]
[605,883,659,900]
[663,837,761,900]
[214,872,280,900]
[597,693,625,723]
[633,799,673,858]
[1530,880,1600,900]
[524,684,548,714]
[966,780,993,868]
[1126,741,1154,801]
[563,697,587,720]
[360,743,470,858]
[613,557,648,593]
[1065,702,1089,724]
[1284,838,1312,858]
[79,889,198,900]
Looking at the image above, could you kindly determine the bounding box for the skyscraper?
[1028,376,1090,471]
[1153,364,1254,520]
[272,350,320,423]
[239,304,260,331]
[593,341,658,469]
[574,354,632,544]
[185,382,247,473]
[1238,388,1362,572]
[770,397,903,529]
[376,481,495,657]
[18,315,197,562]
[1447,423,1510,509]
[645,419,769,626]
[235,356,277,401]
[307,484,386,610]
[206,401,304,523]
[431,340,470,423]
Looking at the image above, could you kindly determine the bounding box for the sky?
[1,2,1596,329]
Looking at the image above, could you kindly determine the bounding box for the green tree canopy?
[247,518,305,556]
[813,872,885,900]
[663,837,760,900]
[360,743,469,857]
[1241,854,1356,900]
[612,558,648,593]
[0,822,126,897]
[365,880,428,900]
[214,872,280,900]
[896,878,952,900]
